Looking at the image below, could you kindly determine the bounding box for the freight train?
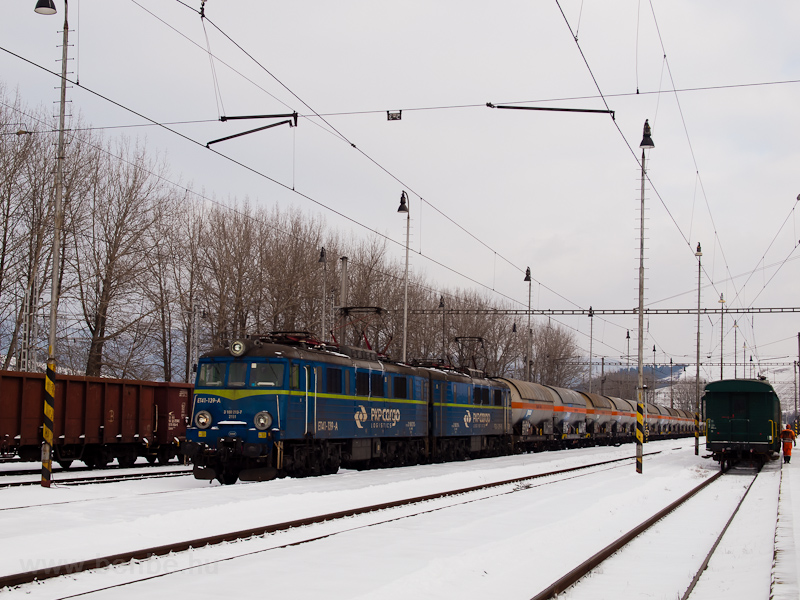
[182,332,695,484]
[0,371,192,468]
[704,378,782,470]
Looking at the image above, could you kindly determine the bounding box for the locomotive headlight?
[254,411,273,431]
[230,339,249,357]
[195,411,213,429]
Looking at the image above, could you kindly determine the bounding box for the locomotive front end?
[183,339,287,484]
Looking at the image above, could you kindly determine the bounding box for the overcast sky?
[1,1,799,383]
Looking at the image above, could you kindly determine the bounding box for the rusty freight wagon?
[0,371,192,468]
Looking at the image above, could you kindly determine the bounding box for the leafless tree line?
[0,86,584,385]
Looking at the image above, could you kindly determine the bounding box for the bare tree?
[73,138,169,377]
[529,320,582,388]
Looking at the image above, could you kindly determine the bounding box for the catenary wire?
[170,0,583,311]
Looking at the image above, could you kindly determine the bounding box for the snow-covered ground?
[0,438,795,600]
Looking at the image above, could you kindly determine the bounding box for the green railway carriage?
[704,378,781,470]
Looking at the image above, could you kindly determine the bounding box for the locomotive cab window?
[250,362,285,388]
[197,363,225,387]
[228,362,247,387]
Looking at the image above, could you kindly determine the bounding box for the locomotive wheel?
[145,455,157,465]
[57,460,73,469]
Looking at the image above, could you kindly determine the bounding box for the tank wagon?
[704,378,781,470]
[182,333,695,484]
[0,371,191,468]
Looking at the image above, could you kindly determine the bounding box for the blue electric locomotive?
[182,332,511,484]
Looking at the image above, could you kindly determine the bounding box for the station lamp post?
[35,0,69,489]
[718,293,725,379]
[626,330,632,398]
[439,295,446,362]
[695,242,702,455]
[524,267,532,381]
[636,119,654,474]
[319,247,327,341]
[397,191,410,363]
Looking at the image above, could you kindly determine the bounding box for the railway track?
[532,466,762,600]
[0,459,184,478]
[0,467,192,488]
[0,451,660,590]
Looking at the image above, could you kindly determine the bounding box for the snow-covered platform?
[773,461,800,599]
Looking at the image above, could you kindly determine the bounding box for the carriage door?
[302,365,320,437]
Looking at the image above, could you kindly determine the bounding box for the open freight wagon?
[0,371,192,468]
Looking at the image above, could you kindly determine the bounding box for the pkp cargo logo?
[464,410,491,428]
[354,405,368,429]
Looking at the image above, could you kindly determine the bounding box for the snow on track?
[1,439,723,600]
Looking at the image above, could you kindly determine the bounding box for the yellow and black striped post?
[42,359,55,487]
[636,401,644,473]
[695,410,700,452]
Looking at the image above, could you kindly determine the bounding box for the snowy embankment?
[0,438,789,600]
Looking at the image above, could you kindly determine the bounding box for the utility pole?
[794,360,798,435]
[600,357,605,395]
[652,345,657,404]
[36,0,70,488]
[670,357,673,409]
[319,247,327,341]
[636,120,654,474]
[588,306,594,393]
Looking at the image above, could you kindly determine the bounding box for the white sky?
[1,1,799,383]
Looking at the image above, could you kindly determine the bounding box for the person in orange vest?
[781,424,797,464]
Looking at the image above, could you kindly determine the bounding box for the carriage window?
[327,367,343,394]
[473,387,481,404]
[494,389,502,406]
[228,362,247,387]
[197,363,225,387]
[250,363,285,387]
[393,376,407,399]
[356,372,369,395]
[371,373,385,397]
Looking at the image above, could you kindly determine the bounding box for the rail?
[0,452,659,589]
[530,469,723,600]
